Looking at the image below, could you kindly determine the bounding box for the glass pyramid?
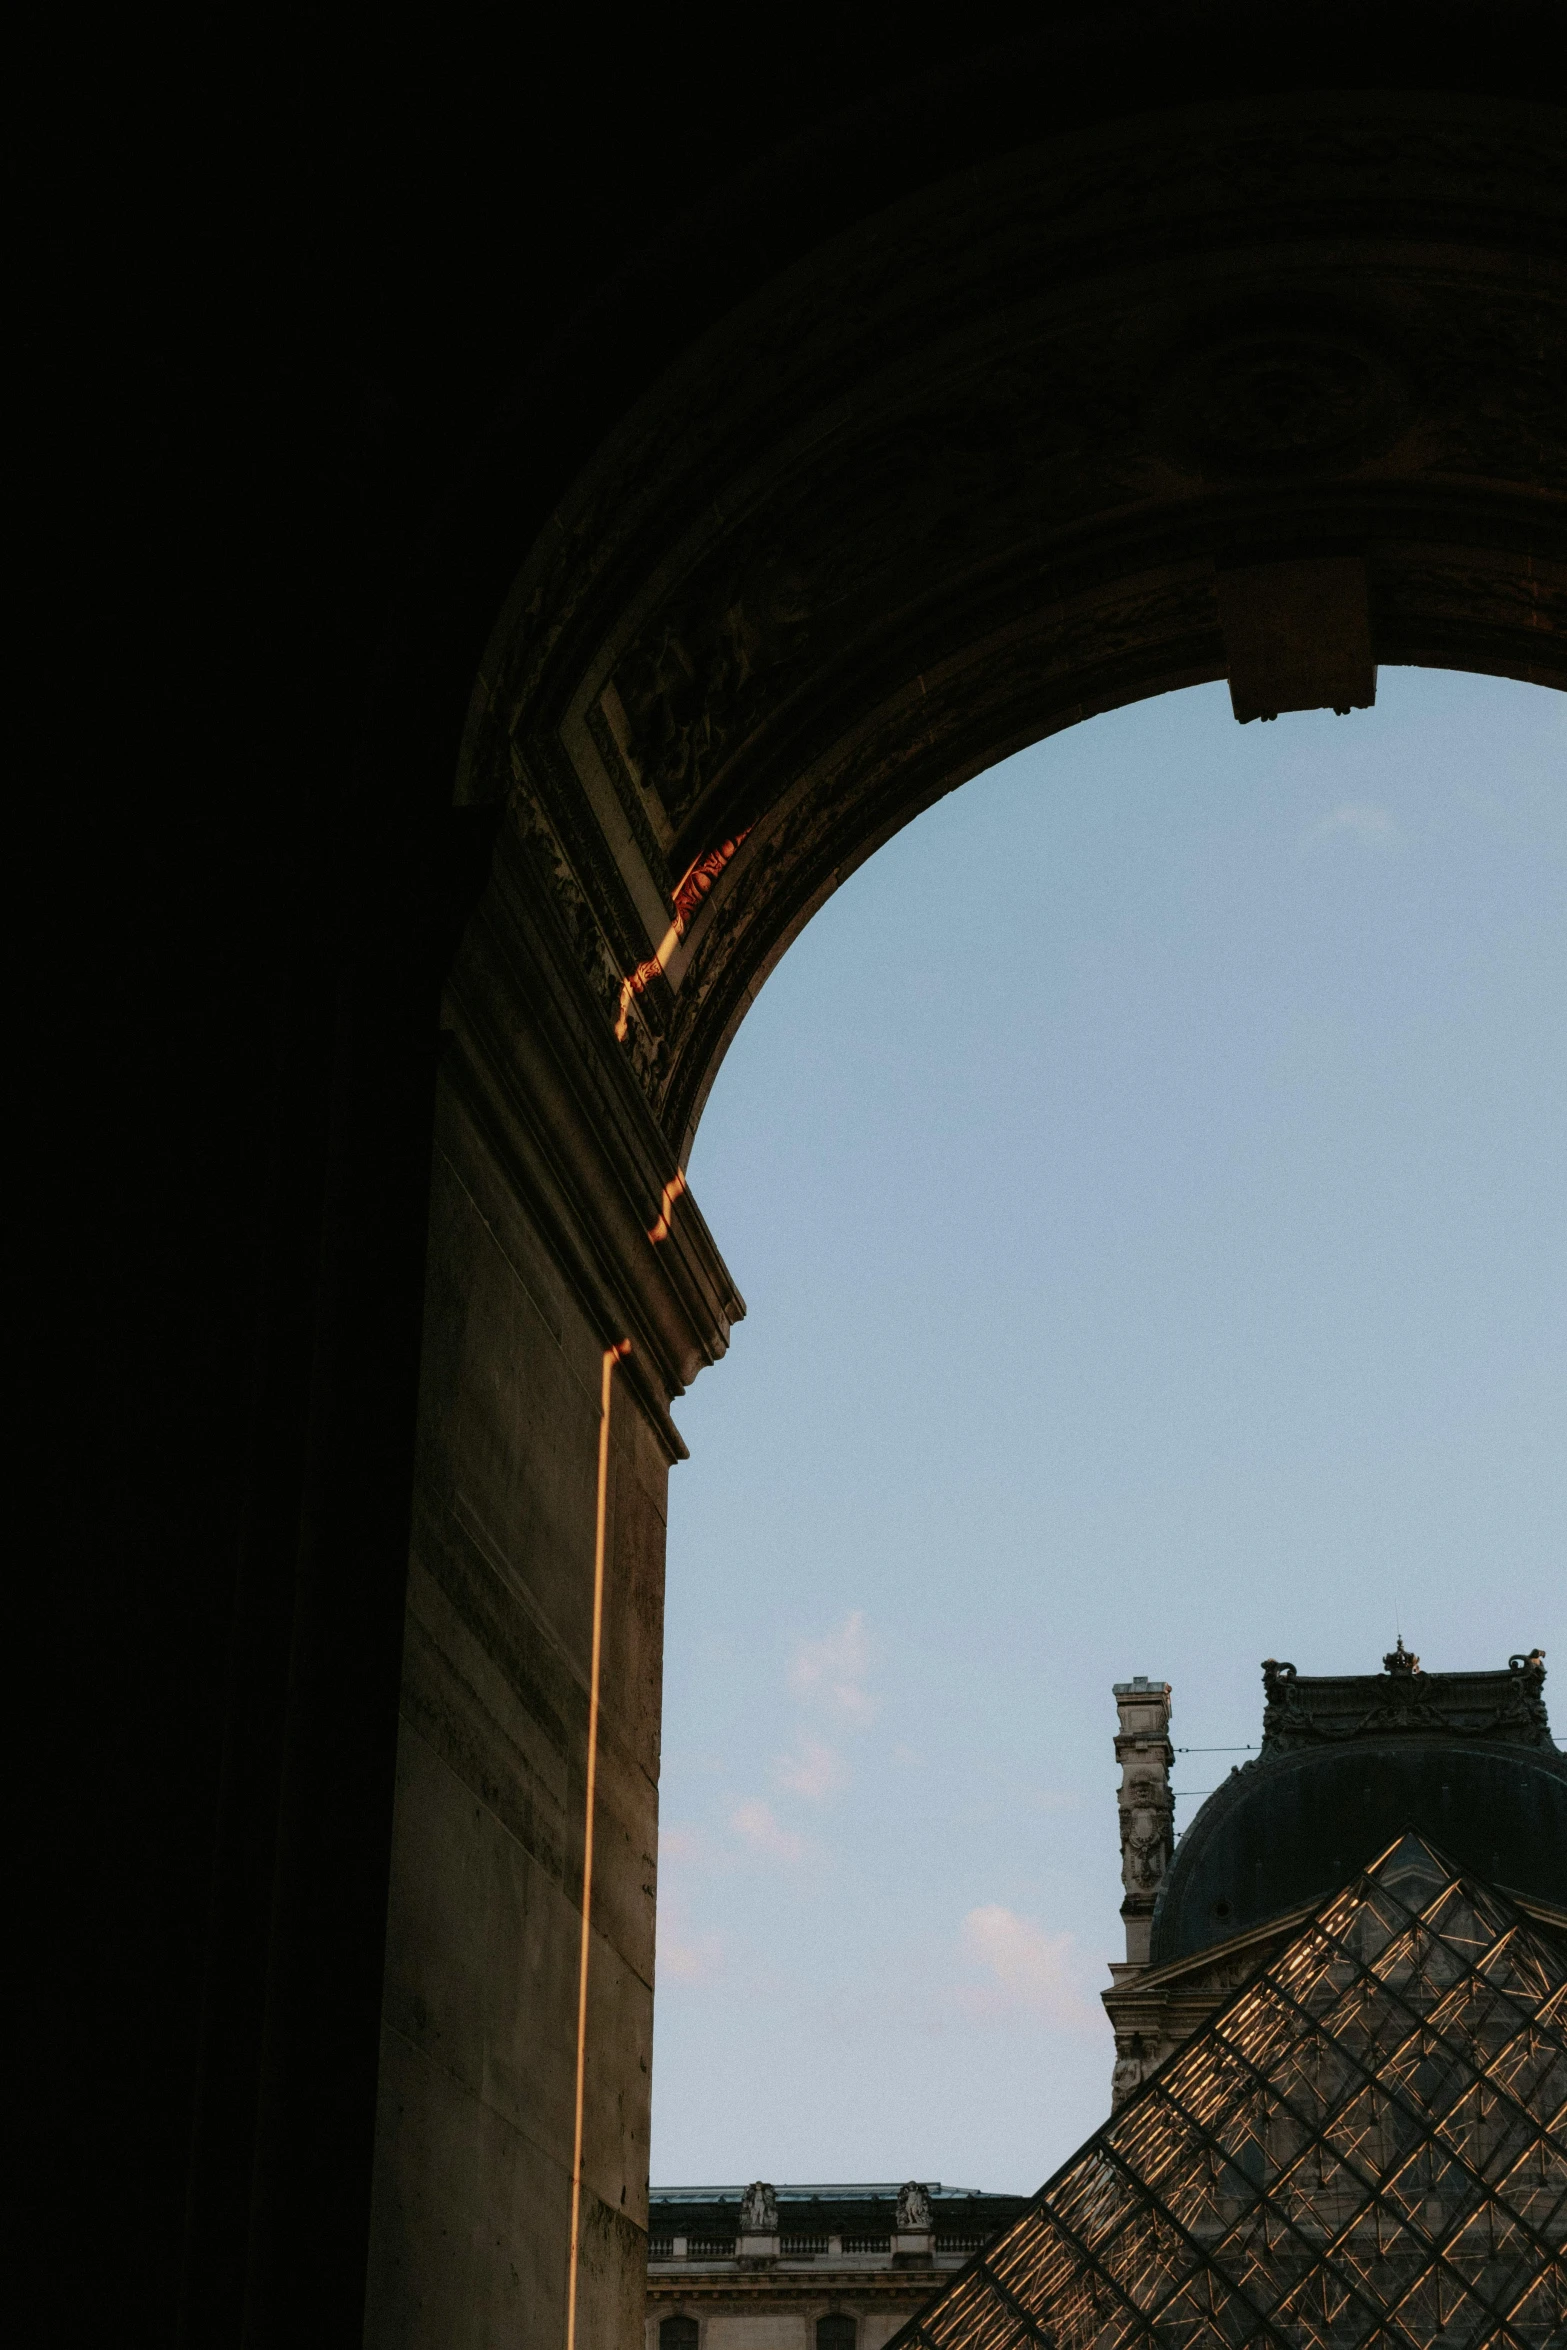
[894,1836,1567,2348]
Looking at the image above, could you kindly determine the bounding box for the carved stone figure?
[1510,1650,1550,1741]
[739,2181,777,2234]
[896,2182,933,2233]
[1110,2048,1146,2111]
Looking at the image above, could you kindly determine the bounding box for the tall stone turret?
[1105,1674,1174,2107]
[1112,1675,1174,1966]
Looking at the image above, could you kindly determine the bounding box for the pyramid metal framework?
[893,1837,1567,2349]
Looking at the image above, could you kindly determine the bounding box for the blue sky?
[648,669,1567,2194]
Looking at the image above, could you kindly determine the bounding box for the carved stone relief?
[739,2181,778,2234]
[896,2182,934,2233]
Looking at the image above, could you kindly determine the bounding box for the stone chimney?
[1111,1675,1174,1970]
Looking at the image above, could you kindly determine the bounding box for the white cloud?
[774,1735,846,1801]
[658,1824,704,1866]
[732,1798,807,1863]
[789,1609,876,1724]
[956,1905,1098,2031]
[656,1895,723,1986]
[1302,802,1401,851]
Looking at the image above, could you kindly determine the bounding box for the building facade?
[1102,1644,1567,2109]
[648,1647,1566,2348]
[892,1644,1567,2346]
[645,2183,1031,2350]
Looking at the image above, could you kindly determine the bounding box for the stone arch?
[456,88,1567,1164]
[365,82,1567,2350]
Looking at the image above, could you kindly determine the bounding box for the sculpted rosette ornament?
[1160,318,1410,478]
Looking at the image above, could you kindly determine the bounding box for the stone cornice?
[1114,1901,1317,1999]
[647,2269,949,2302]
[443,815,743,1457]
[1259,1650,1555,1754]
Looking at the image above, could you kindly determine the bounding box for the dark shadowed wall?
[19,10,1565,2344]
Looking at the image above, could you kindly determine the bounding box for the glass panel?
[1332,2204,1436,2316]
[1270,2260,1380,2347]
[887,1842,1567,2350]
[1536,1978,1567,2032]
[1430,1975,1534,2068]
[1440,2081,1540,2187]
[914,2268,1030,2350]
[1487,2026,1567,2129]
[1109,2089,1208,2195]
[1382,2020,1481,2122]
[1494,2134,1567,2240]
[1002,2259,1124,2350]
[1316,1972,1422,2072]
[1332,1887,1420,1971]
[1212,2200,1320,2313]
[1047,2151,1139,2253]
[986,2208,1102,2314]
[1380,2263,1493,2348]
[1091,2195,1197,2317]
[1219,1981,1300,2069]
[1372,1833,1457,1913]
[1157,2137,1264,2236]
[1373,1920,1472,2005]
[1444,2198,1547,2315]
[1324,2082,1427,2187]
[1165,2036,1256,2137]
[1379,2136,1487,2237]
[1245,2025,1360,2128]
[1423,1880,1511,1956]
[1145,2266,1264,2346]
[1273,1924,1365,2018]
[1506,2263,1567,2346]
[1274,2142,1375,2243]
[1479,1929,1567,2008]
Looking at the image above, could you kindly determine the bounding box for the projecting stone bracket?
[1217,556,1377,724]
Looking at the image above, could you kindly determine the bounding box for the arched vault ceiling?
[457,91,1567,1158]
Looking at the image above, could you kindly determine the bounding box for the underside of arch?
[458,89,1567,1160]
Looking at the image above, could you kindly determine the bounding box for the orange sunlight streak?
[565,1336,632,2350]
[648,1168,687,1244]
[613,831,750,1040]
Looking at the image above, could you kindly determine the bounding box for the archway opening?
[380,83,1567,2346]
[652,666,1566,2192]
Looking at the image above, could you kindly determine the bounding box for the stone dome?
[1148,1646,1567,1965]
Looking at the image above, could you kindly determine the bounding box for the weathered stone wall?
[363,823,741,2345]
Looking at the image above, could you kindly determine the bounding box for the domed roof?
[1149,1645,1567,1966]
